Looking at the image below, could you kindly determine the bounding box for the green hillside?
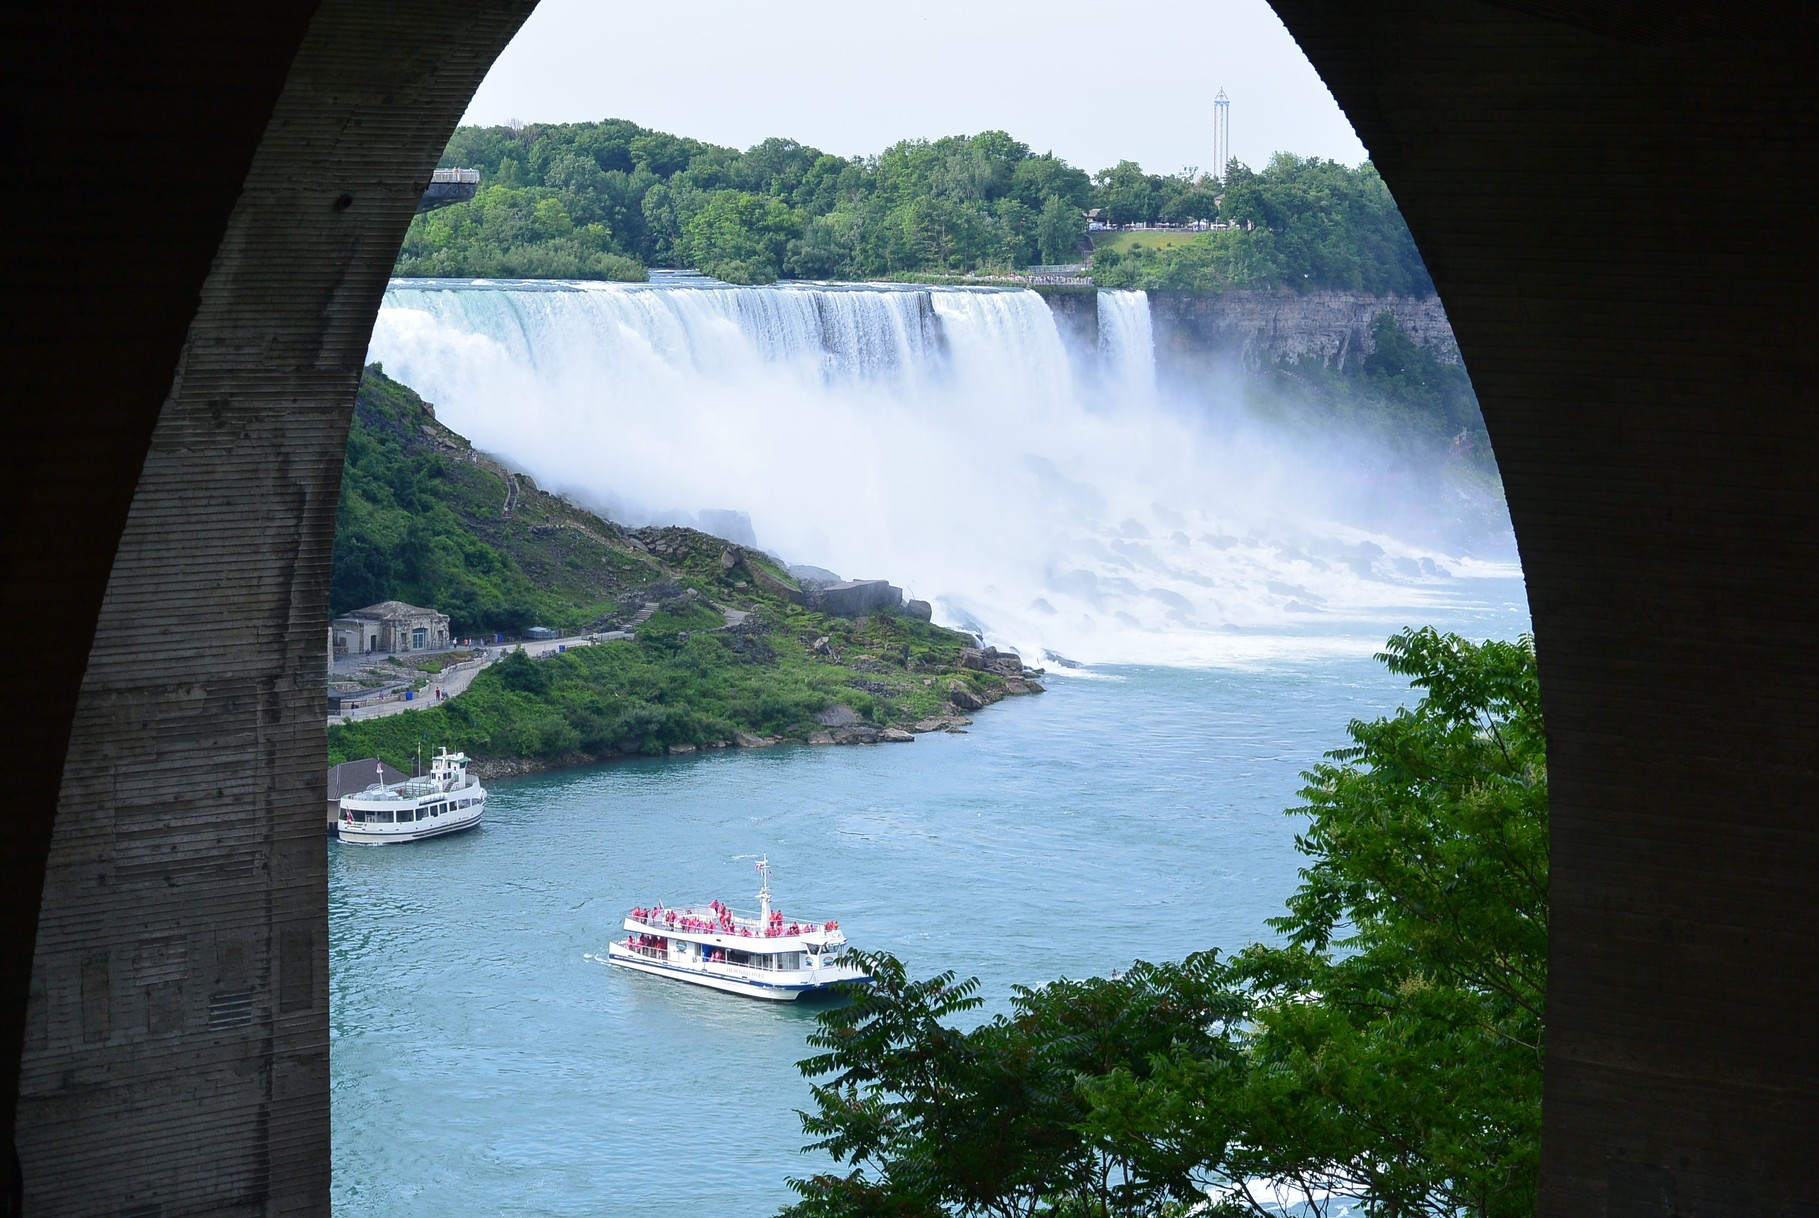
[328,367,1040,771]
[332,367,663,635]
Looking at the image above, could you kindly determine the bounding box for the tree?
[1035,195,1083,265]
[1093,160,1157,226]
[788,628,1546,1218]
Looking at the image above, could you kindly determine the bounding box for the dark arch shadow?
[2,2,1813,1213]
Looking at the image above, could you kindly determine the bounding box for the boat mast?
[756,856,771,925]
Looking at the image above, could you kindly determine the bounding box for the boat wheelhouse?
[604,858,869,1001]
[337,747,485,844]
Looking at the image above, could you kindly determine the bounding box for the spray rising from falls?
[370,279,1519,666]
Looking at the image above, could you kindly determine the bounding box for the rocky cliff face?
[1037,288,1458,385]
[1147,289,1457,374]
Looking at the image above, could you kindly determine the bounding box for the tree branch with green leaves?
[785,628,1546,1218]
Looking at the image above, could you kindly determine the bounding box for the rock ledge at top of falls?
[1040,287,1457,375]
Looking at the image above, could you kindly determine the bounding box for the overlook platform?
[417,167,479,213]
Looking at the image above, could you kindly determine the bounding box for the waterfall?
[1097,290,1156,404]
[369,278,1516,666]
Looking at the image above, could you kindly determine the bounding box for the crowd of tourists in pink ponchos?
[628,899,837,939]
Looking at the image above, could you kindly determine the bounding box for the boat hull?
[337,806,484,845]
[603,943,867,1001]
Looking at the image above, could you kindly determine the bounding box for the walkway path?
[331,634,597,724]
[328,603,663,726]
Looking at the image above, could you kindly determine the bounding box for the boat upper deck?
[625,900,842,948]
[344,773,478,804]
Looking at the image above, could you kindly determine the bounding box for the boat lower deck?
[602,939,867,1001]
[338,805,484,844]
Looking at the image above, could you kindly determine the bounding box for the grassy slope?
[334,368,665,634]
[328,369,1036,772]
[1088,230,1203,258]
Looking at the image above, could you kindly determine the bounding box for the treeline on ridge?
[399,119,1432,293]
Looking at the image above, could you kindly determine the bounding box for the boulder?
[983,646,1023,675]
[947,682,984,711]
[668,742,698,755]
[1001,678,1045,696]
[808,731,835,746]
[813,703,861,727]
[905,599,933,622]
[808,579,903,618]
[733,731,770,749]
[879,728,914,743]
[748,564,803,604]
[719,548,738,572]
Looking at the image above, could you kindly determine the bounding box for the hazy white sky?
[461,0,1368,176]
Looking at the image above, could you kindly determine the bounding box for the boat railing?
[620,941,668,962]
[627,908,839,938]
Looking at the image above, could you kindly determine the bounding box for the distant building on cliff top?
[331,600,450,656]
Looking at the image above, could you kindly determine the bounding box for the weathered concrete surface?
[5,2,536,1213]
[1270,2,1819,1212]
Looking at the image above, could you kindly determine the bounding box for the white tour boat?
[603,858,870,1000]
[337,747,486,844]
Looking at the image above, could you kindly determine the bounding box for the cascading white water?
[369,278,1517,666]
[1097,289,1157,405]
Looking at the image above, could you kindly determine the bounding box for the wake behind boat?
[604,858,869,1000]
[337,747,486,844]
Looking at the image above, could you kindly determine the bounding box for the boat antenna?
[756,856,772,925]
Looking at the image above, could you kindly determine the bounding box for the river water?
[328,578,1528,1217]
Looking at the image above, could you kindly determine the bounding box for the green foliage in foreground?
[327,606,1008,770]
[786,628,1546,1218]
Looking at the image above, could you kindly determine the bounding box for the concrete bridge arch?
[1,2,1812,1212]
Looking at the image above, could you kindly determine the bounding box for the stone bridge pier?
[2,2,1814,1215]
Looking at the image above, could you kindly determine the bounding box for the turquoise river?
[329,581,1528,1216]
